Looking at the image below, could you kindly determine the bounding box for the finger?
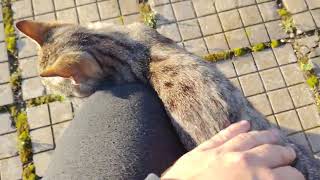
[219,129,280,152]
[197,120,250,151]
[245,144,296,168]
[272,166,305,180]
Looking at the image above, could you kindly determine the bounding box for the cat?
[16,20,320,179]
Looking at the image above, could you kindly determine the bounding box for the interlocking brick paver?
[33,151,53,177]
[252,49,278,70]
[219,9,243,31]
[119,0,139,15]
[32,0,54,15]
[265,20,289,40]
[273,44,297,65]
[215,60,236,78]
[297,105,320,130]
[0,62,10,84]
[0,84,14,106]
[0,23,4,42]
[198,14,222,36]
[157,23,181,42]
[276,110,302,135]
[238,0,256,7]
[312,9,320,28]
[77,4,100,24]
[27,104,51,130]
[152,0,170,6]
[258,1,280,22]
[30,127,54,153]
[98,0,120,20]
[245,24,270,45]
[20,56,39,79]
[260,68,286,91]
[0,113,15,135]
[192,0,216,16]
[22,77,46,100]
[53,121,71,147]
[230,78,242,91]
[215,0,236,12]
[306,0,320,9]
[12,0,33,19]
[288,84,314,107]
[233,54,257,75]
[280,64,305,86]
[0,5,2,22]
[53,0,75,10]
[205,33,229,52]
[172,1,195,21]
[178,19,202,40]
[17,38,38,58]
[267,88,294,113]
[266,115,278,128]
[312,56,320,76]
[283,0,308,14]
[154,4,176,25]
[0,42,8,62]
[306,127,320,152]
[35,13,56,21]
[239,73,264,96]
[0,133,17,158]
[75,0,95,6]
[288,132,312,153]
[56,8,79,24]
[49,101,73,123]
[225,28,250,48]
[239,5,263,26]
[184,38,208,56]
[293,12,317,32]
[0,157,22,180]
[247,94,272,116]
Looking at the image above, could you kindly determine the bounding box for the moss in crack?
[139,2,157,29]
[277,8,296,34]
[22,163,38,180]
[270,40,282,48]
[9,69,22,91]
[233,48,248,57]
[203,51,232,62]
[26,94,64,108]
[306,75,319,89]
[251,43,266,52]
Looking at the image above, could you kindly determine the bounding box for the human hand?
[161,120,305,180]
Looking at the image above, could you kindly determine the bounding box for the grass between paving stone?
[139,0,157,29]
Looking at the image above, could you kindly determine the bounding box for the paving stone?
[0,133,17,158]
[205,33,229,53]
[0,84,14,106]
[172,1,195,21]
[33,151,53,177]
[280,64,305,86]
[305,0,320,9]
[309,47,320,59]
[178,19,202,40]
[75,0,95,5]
[258,1,280,22]
[214,60,236,78]
[265,20,289,40]
[157,23,181,42]
[252,49,278,70]
[119,0,139,15]
[0,157,22,180]
[267,88,294,113]
[247,94,273,116]
[239,73,264,96]
[98,0,120,20]
[0,5,2,22]
[260,68,286,91]
[229,78,242,91]
[273,44,297,65]
[54,0,75,10]
[30,127,54,153]
[20,56,39,79]
[151,0,170,6]
[276,110,302,135]
[0,62,10,84]
[35,13,56,21]
[288,84,314,108]
[53,121,71,147]
[233,54,257,75]
[297,105,320,130]
[192,0,216,16]
[266,115,278,128]
[245,24,270,45]
[293,12,317,32]
[306,127,320,152]
[22,77,46,100]
[184,38,208,56]
[219,9,243,31]
[12,0,33,19]
[27,104,51,130]
[225,28,250,49]
[154,4,176,25]
[238,0,256,6]
[198,14,222,36]
[77,4,100,24]
[296,35,319,49]
[288,132,312,153]
[239,5,263,26]
[49,101,73,123]
[0,23,4,42]
[215,0,237,12]
[123,14,141,24]
[17,38,38,58]
[311,56,320,76]
[283,0,308,14]
[312,9,320,28]
[32,0,54,15]
[56,8,79,24]
[0,113,15,134]
[0,42,8,62]
[101,17,123,25]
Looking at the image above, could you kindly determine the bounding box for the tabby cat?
[16,20,319,179]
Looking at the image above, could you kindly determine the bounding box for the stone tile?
[119,0,139,15]
[30,127,54,153]
[225,28,250,49]
[0,42,8,62]
[184,38,208,56]
[239,73,264,96]
[54,0,75,10]
[258,1,280,22]
[12,0,33,19]
[248,94,273,116]
[172,1,195,21]
[32,0,54,15]
[273,44,297,65]
[0,84,14,106]
[205,33,229,53]
[178,19,202,40]
[214,60,236,78]
[27,104,51,130]
[296,35,319,49]
[306,127,320,152]
[267,88,294,113]
[0,5,2,22]
[33,151,53,177]
[101,17,123,25]
[293,12,317,32]
[265,20,289,40]
[280,64,305,86]
[219,9,243,31]
[238,0,256,6]
[35,13,56,21]
[312,9,320,28]
[239,5,263,26]
[154,4,176,25]
[0,133,17,158]
[56,8,78,24]
[297,105,320,130]
[276,110,302,135]
[98,0,120,20]
[233,54,257,75]
[151,0,169,6]
[283,0,308,14]
[123,14,141,24]
[267,115,278,128]
[306,0,320,9]
[0,62,10,84]
[157,23,181,42]
[77,4,100,24]
[53,121,71,146]
[75,0,95,5]
[192,0,216,16]
[0,23,4,42]
[230,78,242,91]
[0,157,22,180]
[49,101,73,123]
[288,132,312,153]
[288,84,314,107]
[0,113,15,134]
[309,48,320,59]
[22,77,46,100]
[260,68,286,91]
[245,24,270,45]
[215,0,236,12]
[311,56,320,76]
[20,56,39,79]
[17,38,38,58]
[252,49,278,70]
[198,14,222,36]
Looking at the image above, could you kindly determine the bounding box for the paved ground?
[0,0,320,179]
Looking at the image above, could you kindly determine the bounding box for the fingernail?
[239,120,248,124]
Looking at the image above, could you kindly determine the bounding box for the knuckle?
[228,152,251,167]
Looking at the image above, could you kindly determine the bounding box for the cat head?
[16,20,104,97]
